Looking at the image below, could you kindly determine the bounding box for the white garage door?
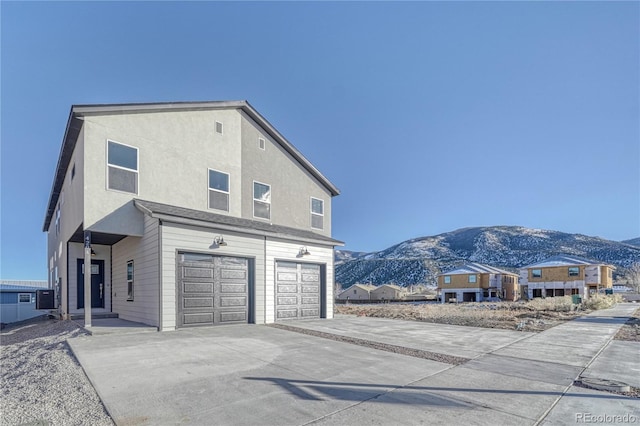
[275,262,321,320]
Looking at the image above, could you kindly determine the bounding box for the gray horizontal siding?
[112,215,160,327]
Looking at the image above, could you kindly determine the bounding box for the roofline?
[135,200,344,247]
[520,255,615,269]
[43,100,340,231]
[438,262,518,276]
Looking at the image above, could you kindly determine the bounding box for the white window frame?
[468,275,477,283]
[106,139,139,194]
[127,260,134,302]
[253,180,271,220]
[310,197,324,230]
[568,267,580,277]
[531,269,542,278]
[207,168,230,212]
[444,276,451,284]
[258,137,266,150]
[18,293,32,303]
[215,121,223,134]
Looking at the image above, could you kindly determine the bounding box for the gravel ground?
[0,318,113,426]
[614,307,640,342]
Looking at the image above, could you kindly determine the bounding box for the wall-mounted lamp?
[91,249,96,257]
[298,246,310,257]
[211,235,227,249]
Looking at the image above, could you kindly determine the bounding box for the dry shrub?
[526,296,575,312]
[583,294,623,310]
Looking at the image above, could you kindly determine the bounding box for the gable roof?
[439,262,517,276]
[337,284,376,296]
[134,199,344,246]
[43,100,340,231]
[521,255,611,269]
[370,284,404,292]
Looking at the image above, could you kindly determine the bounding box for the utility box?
[571,294,582,304]
[36,289,55,310]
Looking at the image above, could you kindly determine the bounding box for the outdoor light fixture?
[91,249,96,257]
[298,246,310,257]
[212,235,227,248]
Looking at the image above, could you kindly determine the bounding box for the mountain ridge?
[335,226,640,287]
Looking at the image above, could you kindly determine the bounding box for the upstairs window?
[208,169,230,212]
[107,140,138,194]
[215,121,223,134]
[253,181,271,220]
[568,267,579,277]
[311,197,324,230]
[532,269,542,278]
[444,276,451,284]
[468,275,477,283]
[258,137,266,150]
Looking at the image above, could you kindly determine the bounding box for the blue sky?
[1,1,638,280]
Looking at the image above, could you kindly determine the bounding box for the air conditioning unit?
[36,289,56,310]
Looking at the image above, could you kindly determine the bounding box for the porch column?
[84,231,92,327]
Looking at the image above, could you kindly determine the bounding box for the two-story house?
[43,101,342,330]
[519,255,614,299]
[437,263,519,303]
[335,284,376,301]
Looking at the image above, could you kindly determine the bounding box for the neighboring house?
[437,263,519,303]
[519,255,614,299]
[370,284,406,301]
[0,280,49,325]
[43,101,342,330]
[336,284,376,301]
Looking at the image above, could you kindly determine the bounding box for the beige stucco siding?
[81,109,242,233]
[240,112,332,236]
[265,239,335,322]
[159,222,266,330]
[111,215,160,327]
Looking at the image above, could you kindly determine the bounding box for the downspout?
[110,245,113,313]
[264,235,267,324]
[158,219,163,331]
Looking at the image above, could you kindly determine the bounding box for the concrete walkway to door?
[68,303,639,425]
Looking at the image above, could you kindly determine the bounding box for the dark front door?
[77,259,105,309]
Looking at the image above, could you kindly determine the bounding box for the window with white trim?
[107,140,138,194]
[18,293,32,303]
[253,181,271,220]
[531,269,542,278]
[55,204,61,236]
[208,169,229,211]
[568,267,579,277]
[468,275,477,283]
[444,276,451,284]
[311,197,324,230]
[127,260,134,301]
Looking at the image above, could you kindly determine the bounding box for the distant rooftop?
[522,255,611,269]
[440,262,516,276]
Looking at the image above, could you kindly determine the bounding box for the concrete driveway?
[68,304,639,426]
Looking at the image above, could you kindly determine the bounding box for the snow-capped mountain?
[622,237,640,247]
[335,226,640,287]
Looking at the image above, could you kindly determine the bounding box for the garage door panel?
[301,296,319,305]
[277,272,297,282]
[302,273,319,282]
[277,284,298,293]
[220,283,246,293]
[277,309,298,319]
[301,308,320,317]
[183,313,214,325]
[183,267,214,279]
[183,282,214,294]
[220,311,246,323]
[183,297,214,308]
[220,296,246,307]
[277,296,298,306]
[301,285,319,293]
[221,269,247,280]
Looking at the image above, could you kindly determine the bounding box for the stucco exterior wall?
[82,109,242,233]
[240,111,332,235]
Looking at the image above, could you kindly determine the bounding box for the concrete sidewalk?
[69,303,639,425]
